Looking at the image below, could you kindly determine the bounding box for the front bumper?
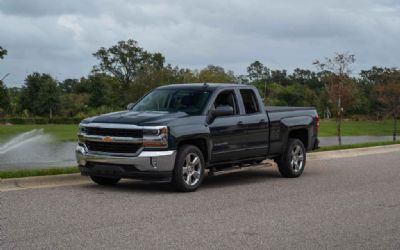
[76,145,176,182]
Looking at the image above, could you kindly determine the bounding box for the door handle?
[259,119,266,123]
[237,121,244,126]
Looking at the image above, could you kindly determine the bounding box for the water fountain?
[0,129,76,170]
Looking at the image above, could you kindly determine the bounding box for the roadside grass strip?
[314,140,400,152]
[0,166,79,179]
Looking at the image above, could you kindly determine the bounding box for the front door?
[209,90,247,163]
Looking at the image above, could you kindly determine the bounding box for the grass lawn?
[319,119,399,137]
[0,119,399,143]
[0,124,78,142]
[0,166,79,179]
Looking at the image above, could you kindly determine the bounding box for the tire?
[172,144,205,192]
[275,138,306,178]
[90,176,121,185]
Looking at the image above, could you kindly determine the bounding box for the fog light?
[150,157,158,168]
[79,160,87,166]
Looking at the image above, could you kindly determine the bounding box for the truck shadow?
[202,168,282,189]
[83,168,282,194]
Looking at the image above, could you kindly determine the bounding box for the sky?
[1,0,400,87]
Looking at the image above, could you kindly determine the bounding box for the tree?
[360,67,395,119]
[92,39,165,87]
[267,82,318,107]
[247,61,270,98]
[314,53,356,145]
[20,73,60,118]
[270,69,290,86]
[92,39,166,105]
[0,46,7,60]
[198,65,236,83]
[0,80,9,116]
[374,69,400,141]
[85,73,121,108]
[0,46,10,116]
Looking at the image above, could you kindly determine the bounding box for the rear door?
[237,88,269,158]
[209,89,248,163]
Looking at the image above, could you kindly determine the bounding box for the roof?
[157,83,249,90]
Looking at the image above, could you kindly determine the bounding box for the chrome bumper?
[75,145,176,172]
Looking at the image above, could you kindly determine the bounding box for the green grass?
[0,120,398,143]
[319,119,399,137]
[316,140,400,152]
[0,124,78,142]
[0,166,79,179]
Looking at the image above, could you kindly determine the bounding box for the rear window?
[240,89,259,114]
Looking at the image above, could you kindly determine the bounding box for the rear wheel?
[275,138,306,178]
[90,176,121,185]
[172,145,205,192]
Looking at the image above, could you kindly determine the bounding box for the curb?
[308,144,400,160]
[0,173,89,192]
[2,144,400,192]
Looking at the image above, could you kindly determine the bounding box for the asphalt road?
[1,151,400,250]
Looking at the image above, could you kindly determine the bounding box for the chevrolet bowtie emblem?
[102,136,113,142]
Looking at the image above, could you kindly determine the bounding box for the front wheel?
[172,145,205,192]
[90,176,121,185]
[275,139,306,178]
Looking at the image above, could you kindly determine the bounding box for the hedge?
[0,117,84,124]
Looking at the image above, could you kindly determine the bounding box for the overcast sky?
[1,0,400,86]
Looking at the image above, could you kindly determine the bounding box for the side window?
[240,89,259,114]
[213,90,238,115]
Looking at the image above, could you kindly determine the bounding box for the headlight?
[78,124,87,134]
[143,126,168,148]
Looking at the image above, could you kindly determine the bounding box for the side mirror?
[126,102,135,110]
[210,105,234,118]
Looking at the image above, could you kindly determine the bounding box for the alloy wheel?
[290,145,304,173]
[182,152,202,186]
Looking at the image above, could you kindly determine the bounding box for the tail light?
[315,115,320,130]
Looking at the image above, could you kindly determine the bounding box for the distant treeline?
[0,40,399,123]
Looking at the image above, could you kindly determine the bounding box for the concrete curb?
[309,144,400,160]
[0,173,89,192]
[1,144,400,192]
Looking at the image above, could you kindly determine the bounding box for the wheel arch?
[288,129,309,148]
[176,137,209,164]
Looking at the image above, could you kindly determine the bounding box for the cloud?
[1,0,400,86]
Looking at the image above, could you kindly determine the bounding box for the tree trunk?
[394,113,397,141]
[264,80,267,100]
[49,107,53,120]
[337,109,342,145]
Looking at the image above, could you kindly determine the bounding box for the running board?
[208,161,274,177]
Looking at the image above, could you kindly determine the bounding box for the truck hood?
[83,111,189,126]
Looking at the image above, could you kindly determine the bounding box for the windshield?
[131,89,212,115]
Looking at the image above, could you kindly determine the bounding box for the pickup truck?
[76,83,319,191]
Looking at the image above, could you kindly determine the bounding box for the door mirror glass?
[126,102,135,110]
[211,105,234,118]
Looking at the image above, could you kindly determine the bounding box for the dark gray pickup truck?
[76,83,319,191]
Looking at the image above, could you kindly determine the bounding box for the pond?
[0,130,397,170]
[0,129,76,170]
